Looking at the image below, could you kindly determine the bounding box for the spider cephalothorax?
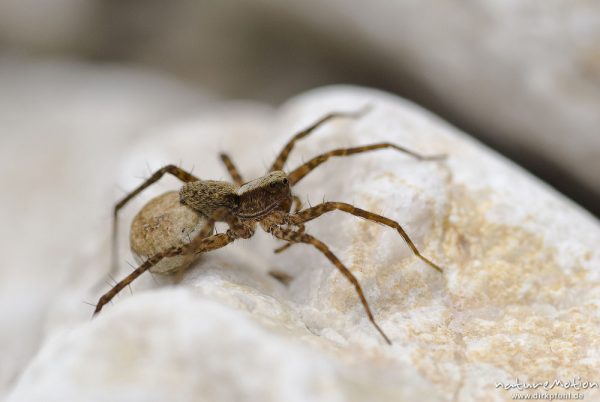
[235,171,292,220]
[98,107,446,345]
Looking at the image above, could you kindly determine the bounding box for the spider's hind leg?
[96,231,236,316]
[111,165,200,275]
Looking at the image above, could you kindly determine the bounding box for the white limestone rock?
[7,86,600,402]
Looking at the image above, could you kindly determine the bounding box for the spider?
[95,107,446,345]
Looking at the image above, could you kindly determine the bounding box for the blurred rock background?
[1,0,600,398]
[1,0,598,214]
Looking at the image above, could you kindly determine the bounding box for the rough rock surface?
[7,86,600,402]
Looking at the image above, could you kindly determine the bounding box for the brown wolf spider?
[95,107,446,345]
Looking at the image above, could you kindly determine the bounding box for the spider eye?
[282,178,288,185]
[270,181,277,188]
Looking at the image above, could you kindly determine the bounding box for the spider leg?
[273,195,304,253]
[269,106,370,172]
[289,202,443,273]
[219,153,244,185]
[268,270,294,286]
[95,230,236,316]
[288,143,446,185]
[112,165,199,274]
[272,224,304,253]
[269,225,391,344]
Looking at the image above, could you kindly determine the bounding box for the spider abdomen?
[130,191,213,274]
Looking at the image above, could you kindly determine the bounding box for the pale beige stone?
[7,86,600,402]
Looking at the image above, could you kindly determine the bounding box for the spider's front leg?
[288,143,446,185]
[94,230,237,316]
[273,195,305,254]
[270,107,370,171]
[289,202,443,273]
[268,196,305,284]
[269,225,392,345]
